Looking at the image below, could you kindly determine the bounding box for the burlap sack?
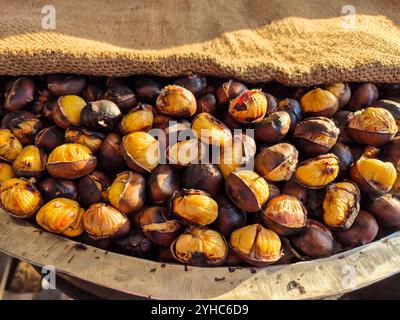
[0,0,399,85]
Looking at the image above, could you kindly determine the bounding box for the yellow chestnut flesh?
[156,85,196,117]
[167,138,205,167]
[300,88,339,117]
[54,95,86,128]
[0,129,23,162]
[0,163,16,183]
[12,145,45,178]
[120,104,153,134]
[191,112,231,146]
[228,90,267,124]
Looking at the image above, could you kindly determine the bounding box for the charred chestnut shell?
[277,98,302,131]
[35,126,65,153]
[38,177,78,202]
[112,229,155,259]
[80,100,122,132]
[1,111,43,145]
[65,127,105,153]
[4,77,35,111]
[101,78,138,113]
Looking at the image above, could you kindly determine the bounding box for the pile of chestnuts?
[0,74,399,268]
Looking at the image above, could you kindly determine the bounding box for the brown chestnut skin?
[382,136,400,171]
[281,181,308,205]
[254,111,291,143]
[101,78,138,113]
[47,74,86,96]
[112,229,155,259]
[1,111,43,145]
[155,245,176,263]
[80,100,122,132]
[366,194,400,227]
[332,110,353,143]
[147,164,181,205]
[331,142,354,176]
[32,87,55,118]
[4,78,35,111]
[277,98,302,131]
[78,171,110,208]
[135,77,162,103]
[174,75,207,97]
[195,93,216,115]
[97,132,125,172]
[347,83,378,111]
[290,220,334,259]
[182,164,222,197]
[334,210,378,248]
[213,195,246,238]
[34,126,65,154]
[83,77,106,102]
[224,249,246,266]
[221,112,242,130]
[264,93,279,114]
[38,177,78,202]
[138,206,183,247]
[215,80,247,107]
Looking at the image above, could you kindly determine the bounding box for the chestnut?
[0,163,15,183]
[366,194,400,227]
[171,228,228,266]
[36,198,84,237]
[121,131,160,174]
[155,85,196,117]
[173,74,207,97]
[372,100,400,128]
[35,126,65,153]
[32,87,55,118]
[382,136,400,171]
[267,182,281,199]
[255,143,298,182]
[83,203,131,240]
[293,117,339,156]
[147,164,181,205]
[83,77,106,102]
[224,249,245,266]
[80,100,122,132]
[262,195,307,235]
[12,145,46,179]
[331,142,354,175]
[0,178,42,219]
[392,175,400,197]
[119,104,153,134]
[155,246,176,263]
[264,93,279,114]
[350,157,397,194]
[290,220,334,259]
[46,143,97,179]
[135,77,162,103]
[228,89,267,125]
[152,112,172,130]
[322,181,360,229]
[101,78,137,113]
[38,177,78,202]
[195,93,217,115]
[53,95,86,129]
[281,181,307,205]
[277,98,302,131]
[332,110,353,143]
[221,112,241,130]
[1,111,43,145]
[295,153,339,189]
[78,171,110,208]
[322,83,351,109]
[191,112,231,147]
[65,127,105,153]
[225,170,269,213]
[213,195,246,238]
[254,111,291,143]
[170,189,218,226]
[215,80,247,107]
[300,88,339,118]
[182,164,222,197]
[47,74,86,96]
[230,224,282,266]
[0,129,23,162]
[167,138,206,168]
[347,83,378,111]
[347,107,398,146]
[112,229,154,259]
[138,206,183,246]
[108,171,145,215]
[97,132,125,172]
[4,77,35,111]
[334,210,378,248]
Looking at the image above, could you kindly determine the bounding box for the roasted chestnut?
[170,189,218,226]
[322,181,360,229]
[112,229,154,259]
[65,127,104,153]
[332,110,353,143]
[171,228,228,266]
[97,133,125,172]
[334,210,378,248]
[290,220,334,259]
[215,80,247,107]
[295,154,339,189]
[167,138,206,168]
[264,93,279,114]
[121,131,160,174]
[347,107,398,146]
[372,100,400,128]
[78,171,110,208]
[135,77,162,103]
[12,145,46,179]
[52,95,86,129]
[0,129,23,162]
[36,198,84,237]
[191,112,231,146]
[101,78,137,113]
[182,164,222,197]
[300,88,339,118]
[147,165,181,205]
[46,143,97,179]
[119,104,153,134]
[230,224,282,266]
[108,171,145,215]
[228,90,267,125]
[83,203,131,239]
[366,194,400,227]
[138,206,183,246]
[225,170,269,213]
[35,126,65,153]
[0,178,42,218]
[322,83,351,109]
[173,75,207,97]
[4,78,35,111]
[254,111,291,143]
[293,117,339,156]
[281,181,307,205]
[347,83,378,111]
[1,111,43,145]
[262,195,307,235]
[382,136,400,171]
[155,85,196,117]
[350,157,397,194]
[80,100,122,132]
[38,177,78,202]
[331,142,354,175]
[255,143,298,182]
[0,163,15,183]
[213,195,246,238]
[83,77,106,102]
[221,112,241,130]
[277,98,302,131]
[47,74,86,96]
[195,93,217,115]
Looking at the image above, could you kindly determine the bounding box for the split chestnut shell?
[12,145,46,179]
[155,85,196,117]
[0,129,23,162]
[228,90,267,125]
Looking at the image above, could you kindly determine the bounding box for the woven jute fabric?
[0,0,399,85]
